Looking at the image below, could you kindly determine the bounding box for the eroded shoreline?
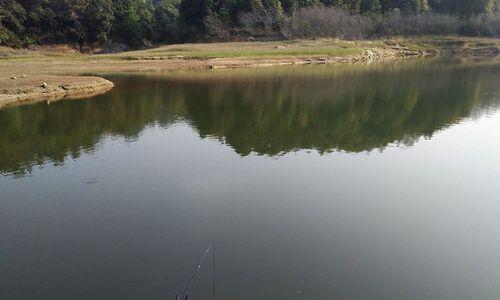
[1,37,498,108]
[0,75,114,109]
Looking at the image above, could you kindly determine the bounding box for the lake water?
[1,59,500,300]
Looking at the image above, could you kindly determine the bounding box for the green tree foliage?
[429,0,495,15]
[113,0,155,46]
[179,0,213,29]
[280,0,299,13]
[321,0,361,13]
[154,0,180,40]
[0,0,497,47]
[264,0,284,11]
[25,0,83,43]
[0,0,27,45]
[360,0,381,14]
[79,0,114,46]
[298,0,320,7]
[381,0,429,13]
[235,0,264,12]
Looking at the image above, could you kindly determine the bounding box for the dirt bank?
[0,75,114,109]
[0,37,498,108]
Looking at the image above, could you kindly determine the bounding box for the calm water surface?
[1,60,500,300]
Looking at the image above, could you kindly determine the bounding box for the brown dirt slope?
[0,75,114,109]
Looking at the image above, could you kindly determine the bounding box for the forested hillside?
[0,0,498,49]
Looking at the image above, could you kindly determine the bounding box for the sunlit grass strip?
[130,47,363,59]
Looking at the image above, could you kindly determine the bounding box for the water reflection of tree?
[1,62,499,176]
[179,62,499,155]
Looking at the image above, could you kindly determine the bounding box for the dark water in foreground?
[1,60,500,300]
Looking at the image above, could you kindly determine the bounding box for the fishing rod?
[177,242,216,300]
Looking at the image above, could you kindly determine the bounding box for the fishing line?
[179,243,214,300]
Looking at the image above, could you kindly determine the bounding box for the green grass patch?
[112,47,362,60]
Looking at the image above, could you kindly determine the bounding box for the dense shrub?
[284,7,374,39]
[459,12,500,36]
[376,10,462,36]
[239,8,286,38]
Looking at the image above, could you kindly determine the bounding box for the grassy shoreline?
[1,36,499,108]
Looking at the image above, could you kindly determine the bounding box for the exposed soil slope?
[0,75,113,108]
[0,37,498,108]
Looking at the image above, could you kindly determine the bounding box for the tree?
[280,0,299,14]
[428,0,494,15]
[113,0,155,45]
[154,0,180,40]
[454,0,495,15]
[360,0,381,14]
[381,0,429,13]
[321,0,361,12]
[0,0,27,45]
[80,0,114,47]
[180,0,214,29]
[299,0,320,6]
[264,0,284,12]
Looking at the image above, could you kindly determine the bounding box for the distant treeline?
[0,0,499,49]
